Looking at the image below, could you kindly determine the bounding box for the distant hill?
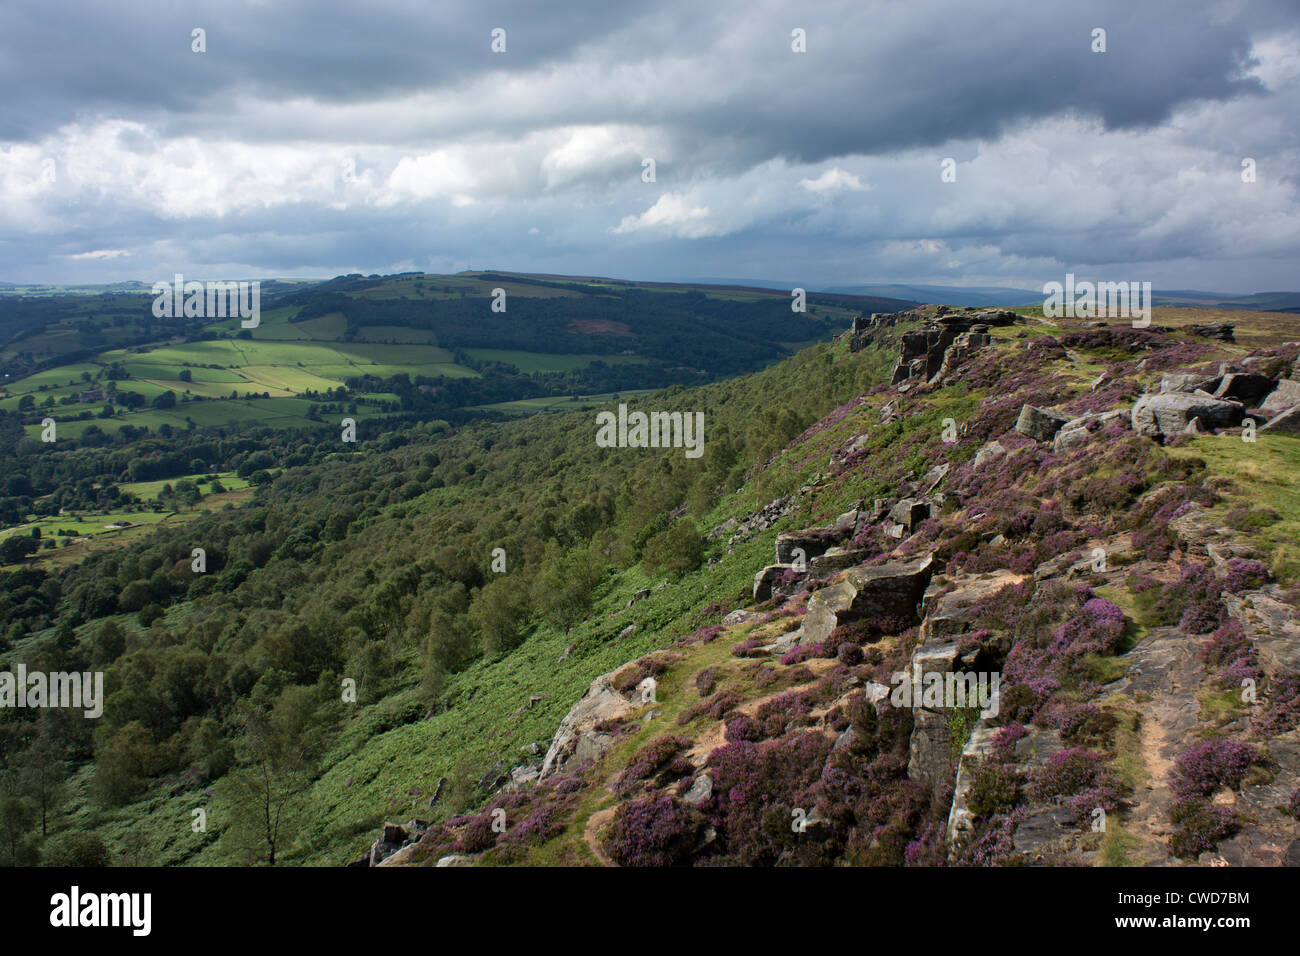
[0,271,920,438]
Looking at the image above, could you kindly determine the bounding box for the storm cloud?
[1,0,1297,291]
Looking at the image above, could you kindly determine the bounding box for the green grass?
[464,349,650,372]
[472,390,656,415]
[118,471,250,501]
[1167,433,1300,582]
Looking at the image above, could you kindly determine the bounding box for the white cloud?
[614,193,717,238]
[799,167,868,194]
[62,249,129,260]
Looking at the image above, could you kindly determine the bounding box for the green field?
[472,389,656,415]
[463,349,650,372]
[0,470,256,567]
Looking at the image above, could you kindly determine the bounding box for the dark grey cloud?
[0,0,1297,291]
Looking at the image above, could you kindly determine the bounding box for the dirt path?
[1111,625,1204,864]
[583,807,618,866]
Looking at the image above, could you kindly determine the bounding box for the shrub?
[1199,620,1261,689]
[458,812,497,853]
[695,666,719,696]
[605,795,703,867]
[43,832,111,867]
[991,723,1029,760]
[724,713,762,742]
[613,735,693,797]
[1169,800,1237,858]
[966,761,1021,818]
[1256,672,1300,737]
[1028,747,1114,803]
[903,821,947,866]
[1172,740,1259,799]
[1223,558,1270,593]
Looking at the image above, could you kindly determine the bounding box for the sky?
[1,0,1298,293]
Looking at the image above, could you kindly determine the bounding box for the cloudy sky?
[1,0,1298,292]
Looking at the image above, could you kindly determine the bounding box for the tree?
[468,575,531,654]
[43,832,111,867]
[219,693,325,866]
[91,721,159,805]
[641,518,705,576]
[19,730,67,837]
[0,788,36,866]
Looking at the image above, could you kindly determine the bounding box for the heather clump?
[989,584,1128,723]
[694,666,719,696]
[991,722,1029,760]
[1172,739,1259,799]
[1223,504,1281,533]
[723,713,761,742]
[1222,558,1270,593]
[1131,490,1204,561]
[677,688,739,725]
[779,642,827,665]
[1199,620,1261,689]
[1048,598,1127,662]
[604,794,704,867]
[1131,562,1225,633]
[955,810,1024,866]
[1050,702,1119,747]
[613,735,694,798]
[903,821,948,867]
[677,624,724,646]
[752,690,816,737]
[1027,747,1123,821]
[1169,800,1237,858]
[705,731,834,865]
[1255,672,1300,737]
[965,759,1022,818]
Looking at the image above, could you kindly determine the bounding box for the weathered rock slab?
[802,554,934,644]
[1131,392,1244,438]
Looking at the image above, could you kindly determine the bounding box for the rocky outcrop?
[352,820,428,867]
[1260,404,1300,434]
[538,669,645,780]
[808,546,874,576]
[1160,372,1220,394]
[775,529,840,565]
[1190,322,1235,342]
[1213,372,1274,407]
[802,554,934,644]
[1052,408,1129,453]
[708,494,793,546]
[753,563,804,601]
[888,498,930,534]
[946,723,999,857]
[973,440,1006,469]
[1223,589,1300,676]
[930,327,992,385]
[1259,378,1300,417]
[882,309,1016,385]
[1131,392,1245,438]
[906,571,1019,796]
[1015,404,1072,442]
